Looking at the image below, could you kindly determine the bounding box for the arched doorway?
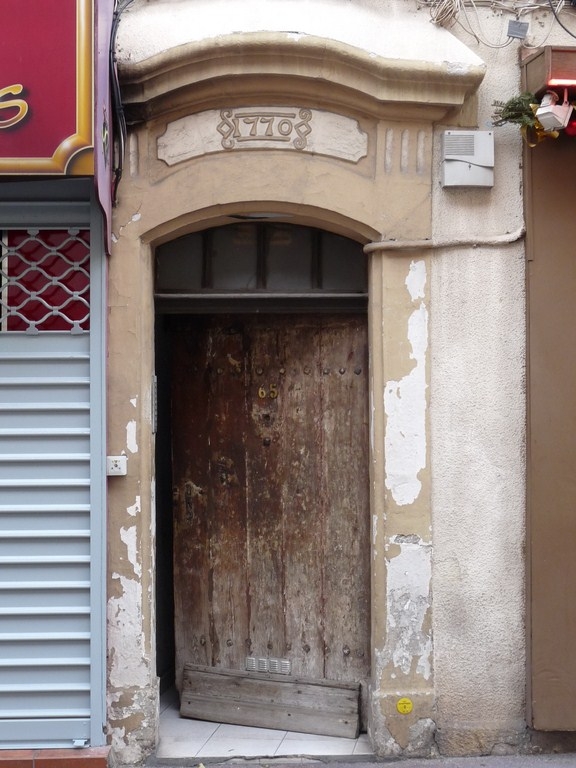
[109,4,487,759]
[154,222,370,739]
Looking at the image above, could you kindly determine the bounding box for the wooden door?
[170,314,370,698]
[527,137,576,730]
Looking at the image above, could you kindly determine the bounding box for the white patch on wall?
[384,261,428,506]
[127,496,140,517]
[121,525,142,578]
[158,107,368,165]
[108,574,149,687]
[126,419,138,454]
[381,539,432,680]
[405,259,426,301]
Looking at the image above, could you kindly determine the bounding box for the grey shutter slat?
[0,332,94,748]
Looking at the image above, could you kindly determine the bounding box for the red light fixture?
[523,47,576,96]
[548,78,576,87]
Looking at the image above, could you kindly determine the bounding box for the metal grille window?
[1,229,90,333]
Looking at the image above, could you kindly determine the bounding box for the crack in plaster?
[111,207,143,243]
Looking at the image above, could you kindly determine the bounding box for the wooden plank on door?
[245,322,288,664]
[319,317,371,718]
[276,319,325,679]
[181,664,360,738]
[171,317,250,685]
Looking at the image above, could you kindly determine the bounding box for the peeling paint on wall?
[127,496,140,517]
[108,574,149,688]
[121,525,142,578]
[381,538,432,679]
[384,260,428,506]
[107,685,158,765]
[126,419,138,453]
[406,259,426,301]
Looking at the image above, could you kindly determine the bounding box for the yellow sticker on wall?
[396,697,413,714]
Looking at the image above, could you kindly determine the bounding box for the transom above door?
[155,222,367,313]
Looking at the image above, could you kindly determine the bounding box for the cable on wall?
[417,0,576,48]
[111,0,134,205]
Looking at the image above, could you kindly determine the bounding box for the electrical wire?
[546,0,576,38]
[521,6,557,48]
[111,0,134,205]
[418,0,576,47]
[418,0,516,46]
[458,0,516,46]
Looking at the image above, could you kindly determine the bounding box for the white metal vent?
[269,657,292,675]
[442,130,494,188]
[245,656,292,675]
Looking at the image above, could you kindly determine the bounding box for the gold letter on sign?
[0,84,29,129]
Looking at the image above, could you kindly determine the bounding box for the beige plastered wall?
[107,0,529,762]
[429,13,527,754]
[426,5,576,755]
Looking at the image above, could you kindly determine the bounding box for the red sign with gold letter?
[0,0,94,174]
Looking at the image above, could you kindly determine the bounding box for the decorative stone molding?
[117,2,486,123]
[157,107,368,165]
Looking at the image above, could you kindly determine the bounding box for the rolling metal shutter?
[0,183,106,748]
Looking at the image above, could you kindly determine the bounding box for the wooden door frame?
[151,226,434,753]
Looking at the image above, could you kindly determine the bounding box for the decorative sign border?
[0,0,93,175]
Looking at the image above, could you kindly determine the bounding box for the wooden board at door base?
[181,664,360,738]
[170,314,370,728]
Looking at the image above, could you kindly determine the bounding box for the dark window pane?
[267,224,312,290]
[156,233,203,290]
[321,231,366,291]
[211,224,257,289]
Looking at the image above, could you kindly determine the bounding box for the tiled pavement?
[156,689,373,760]
[154,692,576,767]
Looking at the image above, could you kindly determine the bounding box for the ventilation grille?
[245,656,292,675]
[443,132,476,157]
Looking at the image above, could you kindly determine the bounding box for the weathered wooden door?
[170,314,370,701]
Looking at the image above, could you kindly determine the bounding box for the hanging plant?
[492,92,539,128]
[492,92,560,146]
